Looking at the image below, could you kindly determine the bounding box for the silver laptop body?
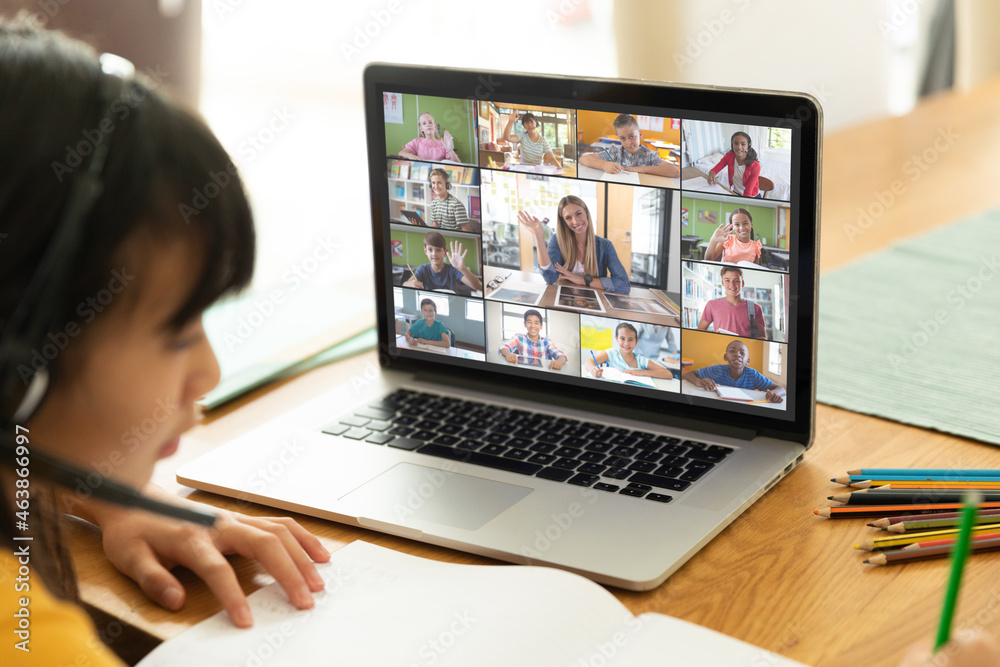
[178,65,821,591]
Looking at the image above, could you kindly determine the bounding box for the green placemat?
[817,210,1000,445]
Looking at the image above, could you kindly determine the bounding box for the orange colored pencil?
[849,480,1000,489]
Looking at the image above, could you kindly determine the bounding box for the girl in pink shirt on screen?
[399,112,461,162]
[704,208,762,265]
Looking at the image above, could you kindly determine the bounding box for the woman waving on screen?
[517,195,630,294]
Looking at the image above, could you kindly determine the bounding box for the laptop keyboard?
[321,389,734,503]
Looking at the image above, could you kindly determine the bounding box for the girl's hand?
[621,369,639,375]
[898,630,1000,666]
[707,171,717,185]
[709,221,733,243]
[590,365,603,378]
[443,130,454,148]
[507,110,518,124]
[517,211,545,238]
[448,240,467,272]
[94,489,330,628]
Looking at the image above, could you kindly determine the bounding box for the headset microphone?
[1,433,217,526]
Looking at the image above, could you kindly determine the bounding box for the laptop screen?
[365,66,820,440]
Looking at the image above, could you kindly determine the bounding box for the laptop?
[178,64,821,591]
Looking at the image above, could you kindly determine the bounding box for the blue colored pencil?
[834,475,1000,484]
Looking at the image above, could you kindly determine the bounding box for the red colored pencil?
[814,502,1000,519]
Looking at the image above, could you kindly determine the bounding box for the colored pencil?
[855,525,1000,551]
[830,491,1000,506]
[876,482,1000,490]
[901,531,1000,551]
[833,475,1000,485]
[885,515,1000,533]
[864,537,1000,566]
[934,493,980,651]
[814,502,1000,518]
[849,468,1000,477]
[868,507,1000,528]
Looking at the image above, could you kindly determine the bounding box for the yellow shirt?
[1,547,124,666]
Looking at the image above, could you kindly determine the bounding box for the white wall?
[614,0,945,132]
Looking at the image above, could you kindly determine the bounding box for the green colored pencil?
[934,492,981,651]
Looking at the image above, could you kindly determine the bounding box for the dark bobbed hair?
[730,131,758,165]
[0,18,255,342]
[520,112,538,127]
[0,16,255,598]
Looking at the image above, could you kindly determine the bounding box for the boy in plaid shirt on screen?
[498,309,568,371]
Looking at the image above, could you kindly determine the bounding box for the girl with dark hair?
[517,195,631,293]
[584,322,673,380]
[0,18,328,664]
[705,208,762,265]
[707,131,762,197]
[502,109,562,168]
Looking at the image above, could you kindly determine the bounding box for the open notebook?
[137,541,807,666]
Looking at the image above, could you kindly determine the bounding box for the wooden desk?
[71,77,1000,666]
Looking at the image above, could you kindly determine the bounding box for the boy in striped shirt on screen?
[502,110,562,168]
[427,168,470,231]
[498,309,568,370]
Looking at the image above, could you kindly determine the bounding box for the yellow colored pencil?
[856,523,1000,551]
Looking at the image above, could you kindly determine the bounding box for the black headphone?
[0,53,215,527]
[428,168,452,190]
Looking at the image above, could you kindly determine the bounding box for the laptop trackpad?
[339,463,533,532]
